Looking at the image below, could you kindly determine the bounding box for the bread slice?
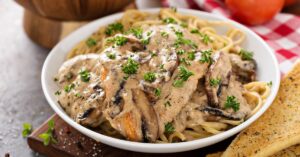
[222,61,300,157]
[272,144,300,157]
[206,144,300,157]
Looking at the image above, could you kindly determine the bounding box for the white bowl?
[42,8,280,153]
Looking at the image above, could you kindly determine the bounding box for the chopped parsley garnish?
[122,58,139,75]
[141,38,150,45]
[147,31,153,36]
[190,29,200,34]
[164,122,175,134]
[161,31,169,37]
[164,101,171,107]
[159,64,165,70]
[174,37,197,49]
[177,49,186,55]
[144,72,156,82]
[199,49,213,64]
[179,58,191,66]
[105,22,123,35]
[239,49,253,60]
[38,119,57,146]
[209,78,221,87]
[54,90,61,95]
[163,17,177,24]
[150,51,157,57]
[187,51,196,60]
[267,81,273,87]
[202,34,212,44]
[107,36,128,46]
[64,83,75,93]
[173,66,194,87]
[86,38,97,47]
[75,93,82,98]
[154,88,161,97]
[128,27,143,39]
[180,22,188,28]
[224,96,240,112]
[175,31,183,38]
[22,123,32,138]
[106,52,116,59]
[79,69,90,82]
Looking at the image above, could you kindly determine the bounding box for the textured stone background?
[0,1,53,156]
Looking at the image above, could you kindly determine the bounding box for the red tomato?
[225,0,284,25]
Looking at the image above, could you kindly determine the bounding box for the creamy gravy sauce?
[55,24,252,142]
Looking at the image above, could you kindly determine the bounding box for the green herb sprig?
[173,66,194,87]
[38,119,57,146]
[22,123,32,138]
[224,96,240,112]
[105,23,123,35]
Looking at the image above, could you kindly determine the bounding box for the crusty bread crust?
[222,61,300,157]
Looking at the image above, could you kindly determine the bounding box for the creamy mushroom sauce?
[55,24,255,142]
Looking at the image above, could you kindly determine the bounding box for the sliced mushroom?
[205,52,232,108]
[104,79,158,142]
[229,53,256,83]
[132,89,158,142]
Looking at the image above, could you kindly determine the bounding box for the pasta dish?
[54,8,271,143]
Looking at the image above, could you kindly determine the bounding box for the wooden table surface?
[1,0,300,157]
[0,1,53,157]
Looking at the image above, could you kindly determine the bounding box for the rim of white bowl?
[42,8,280,153]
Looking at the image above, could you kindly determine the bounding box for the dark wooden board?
[27,114,235,157]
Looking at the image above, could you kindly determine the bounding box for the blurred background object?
[15,0,133,21]
[225,0,285,25]
[15,0,134,49]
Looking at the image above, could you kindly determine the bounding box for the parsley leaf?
[38,119,57,146]
[180,22,188,28]
[54,90,61,95]
[174,37,197,49]
[239,49,253,60]
[79,69,90,82]
[107,36,128,46]
[144,72,156,82]
[177,49,186,55]
[161,31,169,37]
[128,27,143,39]
[105,23,123,35]
[163,17,177,24]
[64,83,75,93]
[173,66,194,87]
[179,58,191,66]
[122,58,139,75]
[141,38,150,45]
[224,96,240,112]
[187,51,196,60]
[202,34,212,44]
[154,88,161,97]
[22,123,32,138]
[209,78,221,87]
[86,38,97,47]
[190,29,200,34]
[199,49,213,64]
[106,52,116,59]
[164,122,175,134]
[267,81,273,87]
